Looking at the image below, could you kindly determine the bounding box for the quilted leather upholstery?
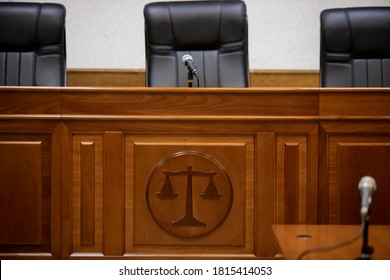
[0,3,66,86]
[144,0,249,87]
[320,7,390,87]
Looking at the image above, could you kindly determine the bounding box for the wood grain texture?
[125,135,254,257]
[0,123,61,259]
[80,142,95,246]
[61,87,319,119]
[67,69,146,87]
[0,141,42,244]
[338,144,390,225]
[321,129,390,225]
[319,89,390,119]
[251,70,319,87]
[284,143,300,224]
[103,132,124,256]
[71,134,103,255]
[0,86,389,259]
[0,87,61,115]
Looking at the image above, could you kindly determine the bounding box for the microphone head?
[181,54,193,64]
[358,176,377,193]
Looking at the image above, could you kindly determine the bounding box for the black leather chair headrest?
[320,7,390,87]
[321,7,390,60]
[0,3,65,52]
[144,0,247,51]
[0,2,66,86]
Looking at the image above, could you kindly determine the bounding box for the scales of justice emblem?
[146,151,233,238]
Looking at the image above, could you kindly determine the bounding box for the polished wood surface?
[0,87,389,259]
[272,224,390,260]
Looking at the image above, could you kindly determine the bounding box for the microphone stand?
[187,71,193,88]
[357,213,374,259]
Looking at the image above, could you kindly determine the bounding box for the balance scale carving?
[157,166,221,227]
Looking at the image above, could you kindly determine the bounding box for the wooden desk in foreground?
[272,224,390,260]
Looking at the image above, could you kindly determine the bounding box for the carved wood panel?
[256,125,318,257]
[0,129,59,258]
[69,131,126,257]
[71,134,103,255]
[321,129,390,225]
[0,140,43,244]
[124,134,254,256]
[276,135,309,224]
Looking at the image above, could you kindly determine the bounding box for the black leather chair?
[144,0,250,87]
[0,2,66,86]
[320,7,390,87]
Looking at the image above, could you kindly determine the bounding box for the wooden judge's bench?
[0,87,390,259]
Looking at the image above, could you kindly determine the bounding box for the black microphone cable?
[296,223,364,260]
[195,73,199,88]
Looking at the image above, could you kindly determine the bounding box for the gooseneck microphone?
[358,176,377,219]
[181,54,199,78]
[357,175,376,260]
[297,175,377,260]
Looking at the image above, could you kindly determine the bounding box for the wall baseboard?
[250,70,319,87]
[66,69,319,87]
[66,69,146,87]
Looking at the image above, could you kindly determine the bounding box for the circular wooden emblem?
[146,151,233,238]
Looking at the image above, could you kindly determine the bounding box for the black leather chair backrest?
[320,7,390,87]
[0,2,66,86]
[144,0,249,87]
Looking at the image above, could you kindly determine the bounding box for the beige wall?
[11,0,390,70]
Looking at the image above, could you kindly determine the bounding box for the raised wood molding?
[0,141,43,244]
[66,69,319,88]
[126,135,254,256]
[67,69,146,87]
[250,70,319,87]
[319,123,390,225]
[71,135,103,255]
[0,121,62,259]
[103,132,125,256]
[80,141,95,246]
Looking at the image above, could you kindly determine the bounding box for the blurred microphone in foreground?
[297,175,377,260]
[357,176,376,259]
[358,176,376,220]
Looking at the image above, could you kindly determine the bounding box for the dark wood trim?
[250,70,319,87]
[66,69,146,87]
